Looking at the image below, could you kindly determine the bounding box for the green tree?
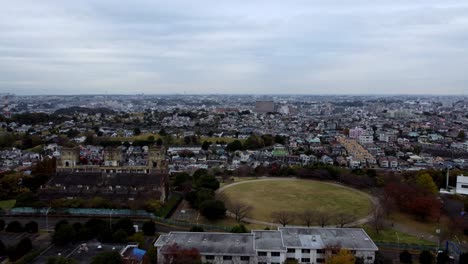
[25,221,38,233]
[112,229,128,243]
[199,200,226,220]
[0,240,5,256]
[189,226,204,232]
[91,251,123,264]
[192,169,208,181]
[144,246,158,264]
[195,175,219,190]
[415,173,438,194]
[142,221,156,236]
[5,221,23,233]
[230,224,249,233]
[458,130,466,140]
[0,219,5,231]
[201,141,211,150]
[133,127,141,136]
[419,250,434,264]
[113,218,135,236]
[53,224,76,246]
[459,252,468,264]
[226,140,243,152]
[400,250,413,264]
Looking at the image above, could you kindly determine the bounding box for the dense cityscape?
[0,94,467,263]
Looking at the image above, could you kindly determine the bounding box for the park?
[218,178,374,225]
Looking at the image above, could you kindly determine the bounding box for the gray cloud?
[0,0,467,95]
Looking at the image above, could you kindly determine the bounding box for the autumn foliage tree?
[160,243,201,264]
[326,249,355,264]
[385,182,441,221]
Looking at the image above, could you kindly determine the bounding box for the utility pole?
[45,207,51,232]
[446,165,452,191]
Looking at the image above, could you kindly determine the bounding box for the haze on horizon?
[1,0,468,95]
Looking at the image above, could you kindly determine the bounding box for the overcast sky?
[1,0,468,95]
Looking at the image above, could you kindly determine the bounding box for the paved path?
[217,177,379,228]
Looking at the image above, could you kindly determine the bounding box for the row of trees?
[0,220,38,233]
[225,134,286,152]
[52,218,155,246]
[0,237,33,262]
[269,210,357,228]
[175,170,227,220]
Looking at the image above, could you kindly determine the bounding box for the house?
[154,227,378,264]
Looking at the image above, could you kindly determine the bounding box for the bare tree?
[228,202,252,223]
[299,210,316,227]
[271,211,294,227]
[316,211,334,227]
[380,192,396,217]
[335,213,357,228]
[369,207,384,234]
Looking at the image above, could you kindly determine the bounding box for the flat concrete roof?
[279,227,378,251]
[155,232,256,256]
[252,230,286,251]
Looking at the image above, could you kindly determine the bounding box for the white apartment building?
[358,135,374,145]
[154,227,379,264]
[456,175,468,195]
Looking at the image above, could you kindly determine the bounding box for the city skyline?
[1,0,468,95]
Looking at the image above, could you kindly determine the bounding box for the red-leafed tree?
[407,196,441,221]
[384,182,441,221]
[160,243,201,264]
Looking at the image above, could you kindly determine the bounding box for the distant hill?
[54,107,115,115]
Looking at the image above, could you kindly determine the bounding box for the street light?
[109,209,114,229]
[396,232,400,259]
[45,207,51,233]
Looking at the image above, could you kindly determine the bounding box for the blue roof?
[132,248,147,261]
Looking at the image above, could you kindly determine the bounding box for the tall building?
[255,101,275,114]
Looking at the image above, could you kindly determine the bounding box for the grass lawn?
[219,179,373,224]
[363,226,436,246]
[0,199,16,210]
[197,214,269,231]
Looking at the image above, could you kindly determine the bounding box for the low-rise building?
[154,227,378,264]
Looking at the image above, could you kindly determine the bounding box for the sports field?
[219,179,372,223]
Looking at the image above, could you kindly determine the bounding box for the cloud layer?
[1,0,468,95]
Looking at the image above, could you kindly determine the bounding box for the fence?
[9,207,231,232]
[375,241,438,252]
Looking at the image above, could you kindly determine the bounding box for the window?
[259,262,267,264]
[462,184,468,189]
[286,258,296,261]
[205,255,214,260]
[301,258,310,262]
[271,252,280,257]
[317,249,325,254]
[302,249,310,253]
[367,256,373,260]
[258,252,267,256]
[317,258,325,263]
[287,248,295,253]
[240,256,250,261]
[223,256,232,260]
